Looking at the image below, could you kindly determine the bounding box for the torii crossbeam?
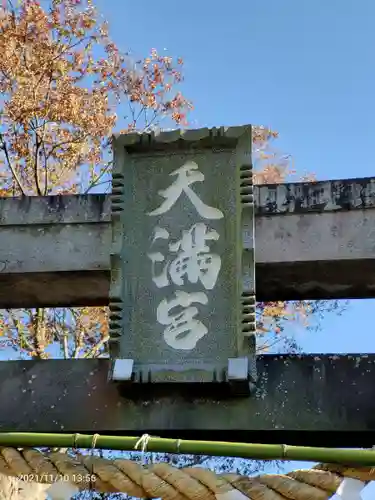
[0,125,374,446]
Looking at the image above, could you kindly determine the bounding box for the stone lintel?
[0,354,373,446]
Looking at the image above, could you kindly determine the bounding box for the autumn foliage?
[0,0,191,196]
[0,0,336,359]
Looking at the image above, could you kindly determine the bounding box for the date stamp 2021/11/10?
[17,474,97,483]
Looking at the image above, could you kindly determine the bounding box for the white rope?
[134,433,152,454]
[134,433,152,466]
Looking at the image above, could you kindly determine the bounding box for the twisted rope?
[0,447,371,499]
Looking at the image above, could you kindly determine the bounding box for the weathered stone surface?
[255,177,375,213]
[0,355,373,446]
[109,127,254,377]
[1,175,375,307]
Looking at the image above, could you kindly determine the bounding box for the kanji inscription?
[147,161,223,350]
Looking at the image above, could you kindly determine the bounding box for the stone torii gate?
[0,125,375,447]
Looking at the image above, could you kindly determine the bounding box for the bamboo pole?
[0,432,374,466]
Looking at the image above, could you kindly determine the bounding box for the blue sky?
[89,0,375,497]
[93,0,375,353]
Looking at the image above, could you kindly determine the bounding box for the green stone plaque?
[109,126,256,392]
